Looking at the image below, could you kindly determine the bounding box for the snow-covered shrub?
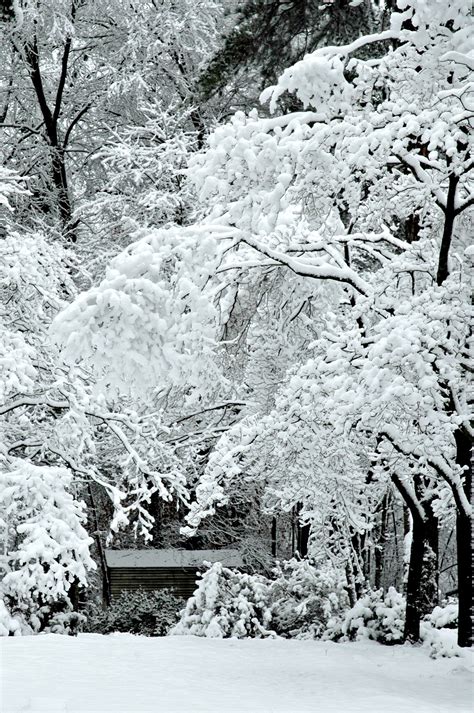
[46,611,87,636]
[270,559,348,639]
[421,600,461,659]
[171,562,275,638]
[0,599,30,636]
[86,589,185,636]
[425,601,458,630]
[339,588,405,644]
[0,460,96,634]
[421,625,462,659]
[172,560,347,639]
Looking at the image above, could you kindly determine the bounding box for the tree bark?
[149,490,163,546]
[454,428,472,647]
[392,473,439,642]
[436,173,459,285]
[88,484,110,606]
[404,510,438,642]
[297,521,310,557]
[404,514,425,642]
[374,491,390,590]
[20,25,76,239]
[271,517,277,557]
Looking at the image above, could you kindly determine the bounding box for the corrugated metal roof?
[105,548,243,569]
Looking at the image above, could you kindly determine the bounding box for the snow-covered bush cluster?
[333,588,406,645]
[172,560,347,639]
[171,562,275,638]
[422,627,462,660]
[326,592,463,658]
[426,601,458,630]
[0,598,25,636]
[86,588,185,637]
[270,559,348,639]
[421,600,462,659]
[174,565,463,656]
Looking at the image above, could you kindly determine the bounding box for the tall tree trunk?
[50,144,73,232]
[271,517,277,557]
[434,162,471,646]
[392,474,439,642]
[404,513,425,642]
[88,484,110,606]
[454,428,472,647]
[345,561,358,607]
[21,28,76,239]
[375,491,391,590]
[436,172,459,285]
[294,502,310,556]
[297,521,310,557]
[404,511,438,642]
[149,490,163,546]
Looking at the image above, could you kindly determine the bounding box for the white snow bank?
[0,634,472,712]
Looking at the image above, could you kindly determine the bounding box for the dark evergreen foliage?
[86,589,186,637]
[199,0,376,106]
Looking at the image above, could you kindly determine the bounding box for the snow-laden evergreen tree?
[0,460,95,633]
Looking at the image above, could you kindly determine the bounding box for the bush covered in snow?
[171,559,347,639]
[425,600,458,630]
[421,599,461,659]
[0,460,96,635]
[270,559,348,639]
[421,626,462,659]
[333,588,406,645]
[171,562,275,638]
[0,599,29,636]
[86,589,185,636]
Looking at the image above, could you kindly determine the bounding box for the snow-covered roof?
[105,548,243,569]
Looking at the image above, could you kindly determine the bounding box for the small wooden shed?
[105,549,243,600]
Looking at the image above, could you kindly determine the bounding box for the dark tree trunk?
[404,511,439,643]
[271,517,277,557]
[434,161,471,645]
[404,514,425,642]
[456,511,472,647]
[436,173,459,285]
[88,484,110,606]
[293,502,310,557]
[454,428,472,647]
[50,145,73,231]
[149,490,163,546]
[392,473,439,642]
[297,521,310,557]
[21,31,76,239]
[345,562,357,607]
[375,491,390,590]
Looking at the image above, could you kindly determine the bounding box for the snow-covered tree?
[0,0,222,238]
[178,0,473,645]
[0,183,227,620]
[0,459,95,633]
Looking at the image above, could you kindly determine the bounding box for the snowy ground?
[1,634,472,713]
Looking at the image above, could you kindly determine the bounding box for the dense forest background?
[0,0,471,649]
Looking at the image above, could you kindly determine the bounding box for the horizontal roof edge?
[105,548,243,569]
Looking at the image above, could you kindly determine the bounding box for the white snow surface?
[1,634,472,712]
[104,548,243,568]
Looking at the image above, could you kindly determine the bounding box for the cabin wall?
[108,566,200,600]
